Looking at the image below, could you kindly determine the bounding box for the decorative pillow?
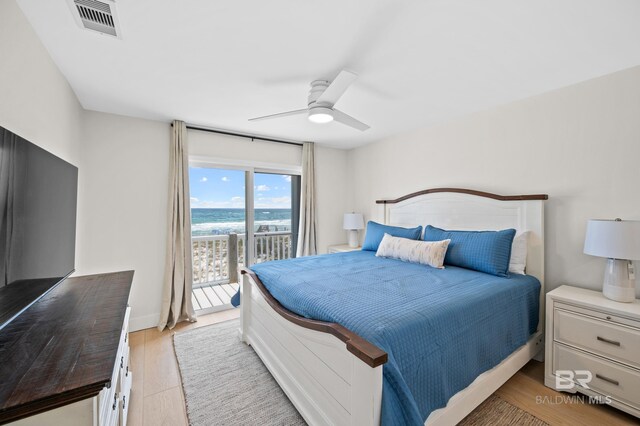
[509,232,529,275]
[362,221,423,252]
[423,225,516,277]
[376,234,451,268]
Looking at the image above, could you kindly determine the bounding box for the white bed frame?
[240,188,547,426]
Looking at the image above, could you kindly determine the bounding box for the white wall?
[189,129,302,167]
[1,0,87,289]
[0,0,83,166]
[75,111,170,330]
[347,65,640,296]
[314,145,350,252]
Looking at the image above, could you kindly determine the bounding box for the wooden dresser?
[0,271,134,426]
[545,285,640,419]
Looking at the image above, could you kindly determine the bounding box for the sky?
[189,167,292,209]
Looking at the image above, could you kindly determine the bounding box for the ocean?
[191,208,292,236]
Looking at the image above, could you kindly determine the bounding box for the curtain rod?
[171,123,304,147]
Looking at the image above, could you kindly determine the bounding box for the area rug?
[173,319,305,426]
[459,394,548,426]
[174,319,547,426]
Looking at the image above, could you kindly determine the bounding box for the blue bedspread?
[249,251,540,425]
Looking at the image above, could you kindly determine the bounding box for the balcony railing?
[192,231,293,287]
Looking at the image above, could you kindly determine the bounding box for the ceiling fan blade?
[316,70,358,106]
[249,109,308,122]
[332,109,370,131]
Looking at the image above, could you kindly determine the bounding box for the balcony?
[191,231,293,314]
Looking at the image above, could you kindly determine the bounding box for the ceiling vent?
[68,0,121,38]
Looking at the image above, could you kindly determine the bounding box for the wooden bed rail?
[241,268,388,368]
[376,187,549,204]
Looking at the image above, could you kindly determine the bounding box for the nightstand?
[545,285,640,418]
[327,244,361,253]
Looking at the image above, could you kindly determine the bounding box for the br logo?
[555,370,593,390]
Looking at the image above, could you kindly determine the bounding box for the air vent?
[68,0,121,38]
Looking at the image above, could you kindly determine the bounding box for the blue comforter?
[249,251,540,425]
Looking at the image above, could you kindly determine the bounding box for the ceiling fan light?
[308,107,334,124]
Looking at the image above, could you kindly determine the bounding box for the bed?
[239,188,547,425]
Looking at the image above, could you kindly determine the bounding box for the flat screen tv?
[0,126,78,329]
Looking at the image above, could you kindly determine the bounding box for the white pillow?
[376,233,451,269]
[509,232,529,275]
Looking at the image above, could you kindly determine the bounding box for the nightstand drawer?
[554,308,640,369]
[554,344,640,409]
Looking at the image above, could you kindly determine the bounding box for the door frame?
[189,157,302,268]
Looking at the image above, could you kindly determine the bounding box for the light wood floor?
[128,308,241,426]
[128,309,638,426]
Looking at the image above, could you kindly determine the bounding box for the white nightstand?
[545,285,640,418]
[327,244,362,253]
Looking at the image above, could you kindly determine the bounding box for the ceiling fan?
[249,70,370,131]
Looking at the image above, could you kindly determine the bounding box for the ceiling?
[16,0,640,149]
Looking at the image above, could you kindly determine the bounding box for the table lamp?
[584,218,640,302]
[343,213,364,248]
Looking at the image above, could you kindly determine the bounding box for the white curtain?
[296,142,317,257]
[158,120,196,330]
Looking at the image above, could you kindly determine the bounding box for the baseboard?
[129,312,160,332]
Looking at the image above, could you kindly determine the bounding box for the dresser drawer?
[119,370,133,426]
[553,344,640,409]
[99,306,131,426]
[120,343,130,386]
[554,308,640,369]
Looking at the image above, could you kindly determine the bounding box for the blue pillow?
[423,225,516,277]
[362,221,423,251]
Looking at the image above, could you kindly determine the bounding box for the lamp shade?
[343,213,364,230]
[584,219,640,260]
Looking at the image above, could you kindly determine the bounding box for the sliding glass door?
[253,171,299,264]
[187,164,300,312]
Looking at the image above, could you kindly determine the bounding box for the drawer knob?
[606,316,612,320]
[597,336,621,346]
[112,393,118,410]
[121,356,124,369]
[122,395,126,411]
[596,373,620,386]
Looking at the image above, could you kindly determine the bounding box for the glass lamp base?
[602,258,636,303]
[347,230,359,248]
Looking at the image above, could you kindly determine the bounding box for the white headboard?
[375,188,547,329]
